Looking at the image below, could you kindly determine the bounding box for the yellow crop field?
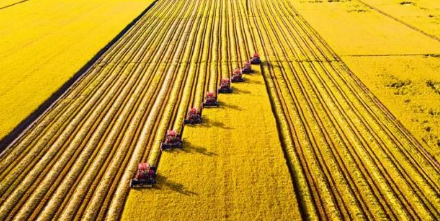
[289,0,440,161]
[122,67,301,220]
[251,0,440,218]
[358,0,440,41]
[0,0,440,220]
[344,56,440,161]
[288,0,440,56]
[0,0,155,139]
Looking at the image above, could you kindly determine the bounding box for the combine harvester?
[241,61,252,74]
[130,163,157,188]
[250,53,261,64]
[161,130,183,150]
[231,68,244,82]
[218,78,233,93]
[203,92,219,107]
[184,107,202,124]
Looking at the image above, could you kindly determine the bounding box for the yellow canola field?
[122,67,302,220]
[0,0,155,140]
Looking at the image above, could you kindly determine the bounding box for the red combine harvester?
[218,78,233,93]
[160,130,182,150]
[184,107,202,124]
[231,68,244,82]
[241,61,252,73]
[203,92,219,107]
[130,163,157,188]
[250,53,261,64]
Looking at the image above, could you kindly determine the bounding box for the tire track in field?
[57,0,205,220]
[81,2,204,218]
[283,0,440,179]
[110,1,215,218]
[0,2,165,186]
[245,0,440,219]
[0,0,218,220]
[276,0,440,217]
[0,9,156,180]
[259,4,379,219]
[47,2,187,218]
[112,1,225,219]
[0,10,168,219]
[262,1,414,219]
[262,3,407,218]
[243,2,323,219]
[253,8,354,221]
[46,10,180,220]
[0,0,234,220]
[249,1,348,219]
[57,1,201,220]
[0,0,186,218]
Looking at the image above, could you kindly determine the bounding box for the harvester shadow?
[232,87,251,94]
[203,117,233,130]
[155,174,198,196]
[218,101,241,111]
[242,76,262,85]
[181,140,218,157]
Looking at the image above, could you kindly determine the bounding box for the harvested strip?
[121,66,301,220]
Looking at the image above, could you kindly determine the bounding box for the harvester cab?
[218,78,233,93]
[250,53,261,64]
[231,68,244,82]
[203,92,219,107]
[130,163,157,188]
[184,107,202,124]
[160,130,182,150]
[241,61,252,73]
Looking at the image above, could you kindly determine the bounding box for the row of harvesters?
[130,53,261,188]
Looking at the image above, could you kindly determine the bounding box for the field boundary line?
[0,0,32,11]
[288,0,440,171]
[356,0,440,44]
[0,0,159,154]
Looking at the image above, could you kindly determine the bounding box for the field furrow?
[250,0,440,219]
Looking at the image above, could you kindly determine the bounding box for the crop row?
[0,0,256,220]
[248,0,440,219]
